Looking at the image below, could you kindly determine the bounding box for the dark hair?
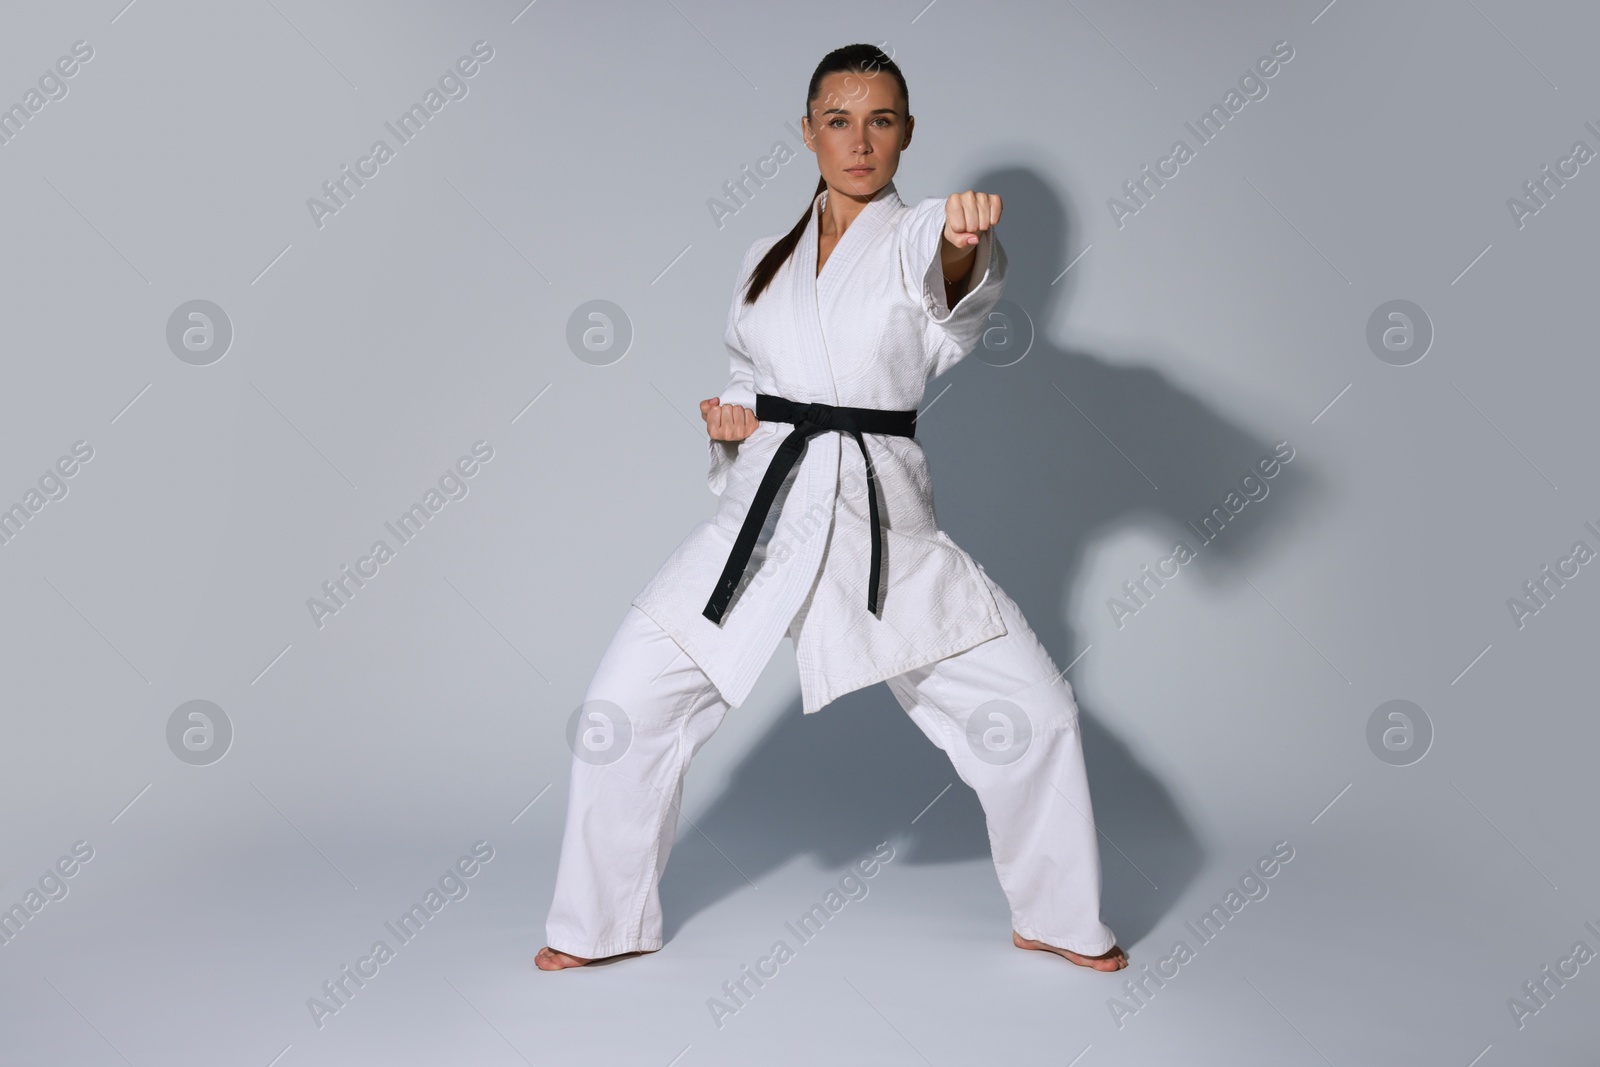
[742,44,908,305]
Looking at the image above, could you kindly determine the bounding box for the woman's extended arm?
[938,190,1002,299]
[898,190,1009,380]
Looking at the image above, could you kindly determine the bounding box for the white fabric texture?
[545,587,1117,959]
[631,180,1010,714]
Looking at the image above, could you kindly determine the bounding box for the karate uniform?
[545,181,1117,960]
[633,180,1011,715]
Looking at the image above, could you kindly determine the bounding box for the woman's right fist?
[701,397,759,441]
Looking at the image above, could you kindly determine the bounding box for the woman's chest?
[741,254,931,402]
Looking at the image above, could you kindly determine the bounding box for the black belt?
[702,393,918,625]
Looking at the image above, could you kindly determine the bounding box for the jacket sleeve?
[898,194,1008,379]
[707,241,768,496]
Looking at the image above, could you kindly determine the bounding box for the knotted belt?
[702,392,918,625]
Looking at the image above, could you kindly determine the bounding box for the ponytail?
[743,175,826,305]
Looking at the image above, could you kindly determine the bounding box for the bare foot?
[1012,930,1128,971]
[535,945,655,970]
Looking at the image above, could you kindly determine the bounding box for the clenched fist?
[701,397,759,441]
[943,190,1002,248]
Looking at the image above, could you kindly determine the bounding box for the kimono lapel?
[792,181,903,402]
[815,181,902,302]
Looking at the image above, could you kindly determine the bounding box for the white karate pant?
[544,570,1118,959]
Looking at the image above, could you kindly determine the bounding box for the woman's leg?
[543,605,731,960]
[885,565,1120,960]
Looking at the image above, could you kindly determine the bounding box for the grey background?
[2,0,1595,1063]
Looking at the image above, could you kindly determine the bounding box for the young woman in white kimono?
[538,45,1128,974]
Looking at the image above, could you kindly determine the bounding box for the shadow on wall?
[659,167,1322,950]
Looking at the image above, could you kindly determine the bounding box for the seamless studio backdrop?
[1,1,1596,1065]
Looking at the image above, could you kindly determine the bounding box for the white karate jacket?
[631,180,1009,714]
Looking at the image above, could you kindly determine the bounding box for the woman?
[538,44,1127,973]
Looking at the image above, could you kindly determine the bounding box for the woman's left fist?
[943,191,1002,248]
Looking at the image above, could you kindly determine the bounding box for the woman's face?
[802,68,912,200]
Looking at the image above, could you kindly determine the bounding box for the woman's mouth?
[845,166,873,175]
